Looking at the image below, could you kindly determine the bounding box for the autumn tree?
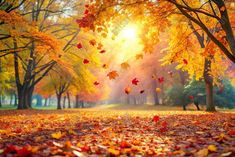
[0,0,85,109]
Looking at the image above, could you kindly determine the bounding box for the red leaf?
[132,78,139,85]
[84,9,89,14]
[85,4,89,8]
[153,115,160,122]
[100,50,106,53]
[120,141,130,148]
[189,95,194,100]
[17,146,32,157]
[81,145,90,152]
[158,77,164,84]
[140,90,145,94]
[94,81,100,86]
[77,43,82,49]
[83,59,89,64]
[160,127,167,133]
[4,145,18,154]
[162,121,168,127]
[89,39,96,46]
[183,59,188,65]
[15,128,22,133]
[228,130,235,135]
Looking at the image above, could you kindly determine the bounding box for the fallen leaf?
[153,115,160,122]
[228,130,235,135]
[51,131,63,139]
[208,145,217,152]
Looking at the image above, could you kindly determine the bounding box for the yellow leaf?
[51,131,63,139]
[108,148,120,156]
[121,62,130,70]
[197,148,208,157]
[208,145,217,152]
[156,88,161,93]
[135,54,143,60]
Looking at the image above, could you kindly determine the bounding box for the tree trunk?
[204,58,215,111]
[67,92,71,108]
[63,96,66,109]
[14,92,17,106]
[75,94,79,108]
[0,95,2,107]
[17,87,33,109]
[9,93,13,105]
[81,101,84,108]
[57,94,62,110]
[36,95,43,107]
[44,98,48,107]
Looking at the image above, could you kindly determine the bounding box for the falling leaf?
[102,64,108,69]
[140,90,145,94]
[107,71,119,80]
[152,74,157,79]
[83,59,89,64]
[208,145,217,152]
[101,33,107,38]
[77,43,82,49]
[51,131,63,139]
[135,54,143,60]
[125,87,131,94]
[156,88,161,93]
[189,95,194,100]
[97,43,103,49]
[132,78,139,85]
[100,50,106,53]
[121,62,130,70]
[158,77,164,83]
[89,39,96,46]
[93,81,100,86]
[183,59,188,65]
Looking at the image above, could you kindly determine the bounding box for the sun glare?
[119,25,138,40]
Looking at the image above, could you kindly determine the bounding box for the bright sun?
[119,25,138,40]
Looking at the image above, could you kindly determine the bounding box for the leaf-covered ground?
[0,109,235,157]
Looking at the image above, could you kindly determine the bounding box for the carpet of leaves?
[0,109,235,157]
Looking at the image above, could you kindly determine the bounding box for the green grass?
[0,105,56,110]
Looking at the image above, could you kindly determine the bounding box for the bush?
[166,79,235,109]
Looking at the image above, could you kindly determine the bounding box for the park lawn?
[0,107,234,156]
